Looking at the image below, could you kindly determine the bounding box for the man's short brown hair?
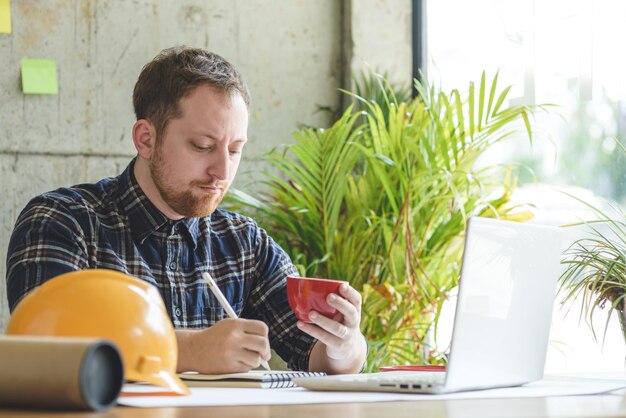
[133,46,250,140]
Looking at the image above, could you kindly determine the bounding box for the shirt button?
[175,307,182,317]
[169,261,177,270]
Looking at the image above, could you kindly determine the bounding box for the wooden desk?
[2,392,626,418]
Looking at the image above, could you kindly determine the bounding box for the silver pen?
[202,272,271,371]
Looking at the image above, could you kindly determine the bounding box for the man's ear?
[132,119,157,160]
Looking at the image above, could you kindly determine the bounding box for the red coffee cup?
[286,276,347,323]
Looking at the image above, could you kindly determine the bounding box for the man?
[6,46,367,375]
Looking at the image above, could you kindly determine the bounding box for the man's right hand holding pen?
[174,272,272,374]
[175,318,272,374]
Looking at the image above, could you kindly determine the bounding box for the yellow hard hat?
[6,269,190,395]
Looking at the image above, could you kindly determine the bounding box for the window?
[427,0,626,373]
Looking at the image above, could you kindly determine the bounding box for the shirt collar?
[117,158,200,249]
[174,217,200,248]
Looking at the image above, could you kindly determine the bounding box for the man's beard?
[149,146,224,218]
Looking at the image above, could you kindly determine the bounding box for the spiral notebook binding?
[266,371,326,388]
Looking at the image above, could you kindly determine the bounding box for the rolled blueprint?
[0,335,123,411]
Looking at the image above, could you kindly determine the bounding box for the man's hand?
[176,318,271,374]
[297,283,367,374]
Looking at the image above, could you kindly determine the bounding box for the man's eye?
[229,149,242,155]
[194,144,212,152]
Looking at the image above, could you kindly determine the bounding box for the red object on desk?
[379,365,446,372]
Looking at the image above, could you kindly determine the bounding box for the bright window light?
[427,0,626,374]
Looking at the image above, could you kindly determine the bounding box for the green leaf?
[478,71,486,130]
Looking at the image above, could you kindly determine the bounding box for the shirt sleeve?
[6,195,89,311]
[241,223,317,371]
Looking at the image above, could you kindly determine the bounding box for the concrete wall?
[344,0,413,89]
[0,0,412,331]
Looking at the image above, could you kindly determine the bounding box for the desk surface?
[1,393,626,418]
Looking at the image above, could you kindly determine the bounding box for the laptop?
[294,216,562,394]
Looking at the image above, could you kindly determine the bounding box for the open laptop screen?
[445,217,562,391]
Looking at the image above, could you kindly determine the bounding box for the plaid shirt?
[6,158,316,371]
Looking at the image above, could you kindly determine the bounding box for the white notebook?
[179,370,326,389]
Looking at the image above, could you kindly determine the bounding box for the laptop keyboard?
[333,372,446,387]
[380,372,446,384]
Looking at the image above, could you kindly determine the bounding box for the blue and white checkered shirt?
[6,158,316,371]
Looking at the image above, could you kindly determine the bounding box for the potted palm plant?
[228,71,538,371]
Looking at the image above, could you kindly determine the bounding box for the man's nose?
[207,150,229,181]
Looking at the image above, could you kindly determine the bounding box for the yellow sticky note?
[0,0,11,34]
[21,59,59,95]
